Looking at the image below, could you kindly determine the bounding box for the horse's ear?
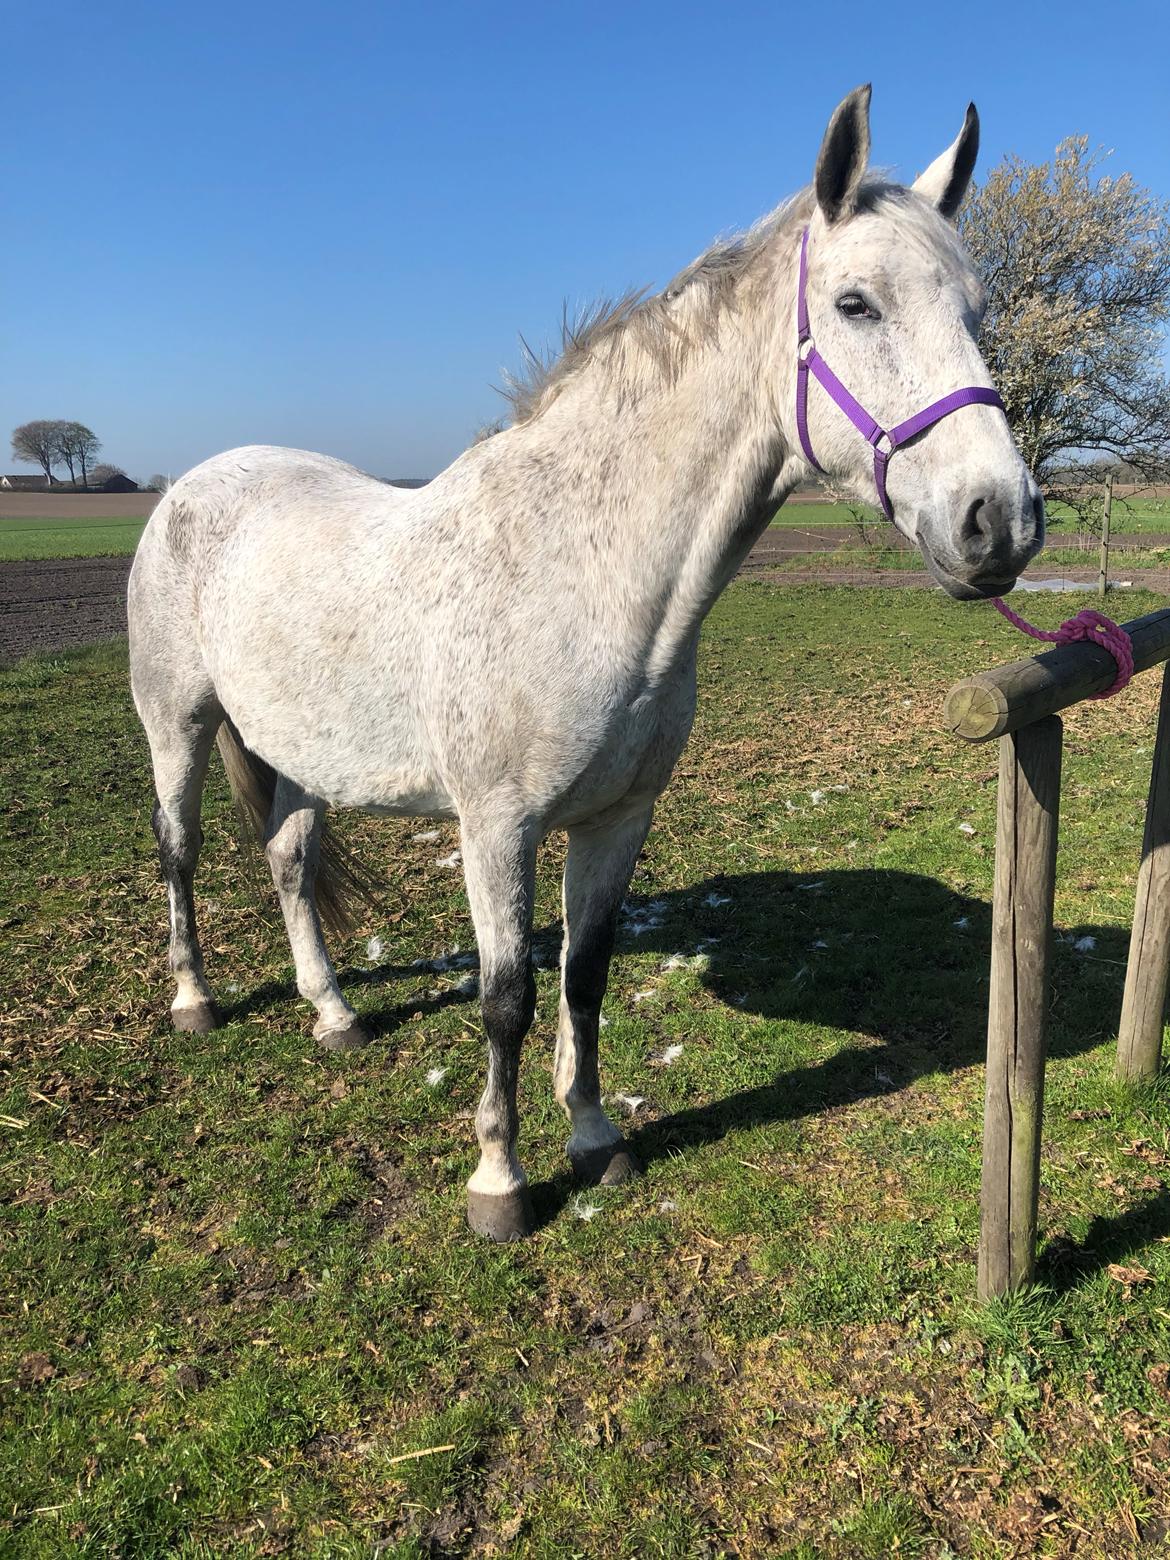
[912,104,980,220]
[814,84,872,225]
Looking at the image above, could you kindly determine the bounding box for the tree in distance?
[11,419,103,487]
[960,138,1170,528]
[56,422,101,487]
[11,420,62,484]
[88,463,129,488]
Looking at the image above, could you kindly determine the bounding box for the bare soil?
[0,557,137,659]
[0,491,161,519]
[3,530,1167,662]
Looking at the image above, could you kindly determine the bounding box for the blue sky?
[5,0,1168,481]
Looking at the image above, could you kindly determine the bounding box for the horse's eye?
[837,293,880,321]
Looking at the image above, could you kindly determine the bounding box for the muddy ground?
[0,491,161,520]
[2,533,1167,662]
[0,557,142,659]
[0,532,860,661]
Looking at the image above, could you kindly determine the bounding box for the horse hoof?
[171,1002,220,1034]
[570,1142,643,1186]
[467,1186,534,1242]
[316,1021,371,1052]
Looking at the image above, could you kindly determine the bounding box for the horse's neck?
[506,310,800,676]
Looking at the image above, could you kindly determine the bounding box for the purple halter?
[795,226,1005,521]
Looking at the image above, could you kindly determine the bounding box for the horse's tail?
[215,721,379,938]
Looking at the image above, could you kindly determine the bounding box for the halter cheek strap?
[796,226,1006,521]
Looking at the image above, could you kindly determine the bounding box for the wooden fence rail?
[945,606,1170,743]
[946,607,1170,1300]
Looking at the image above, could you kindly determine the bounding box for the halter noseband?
[795,226,1005,521]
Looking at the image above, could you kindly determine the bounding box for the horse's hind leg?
[460,812,538,1241]
[264,776,369,1051]
[145,706,222,1033]
[555,804,654,1184]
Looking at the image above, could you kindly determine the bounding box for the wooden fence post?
[979,716,1063,1300]
[1117,661,1170,1083]
[1098,471,1114,600]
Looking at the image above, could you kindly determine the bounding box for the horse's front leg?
[461,813,538,1241]
[555,804,654,1184]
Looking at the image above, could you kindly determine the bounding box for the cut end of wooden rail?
[945,679,1010,742]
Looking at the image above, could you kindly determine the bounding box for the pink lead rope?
[990,597,1134,699]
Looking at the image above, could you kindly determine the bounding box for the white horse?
[128,87,1043,1240]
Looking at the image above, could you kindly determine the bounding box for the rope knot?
[991,598,1134,699]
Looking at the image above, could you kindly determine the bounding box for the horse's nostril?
[958,495,1019,569]
[1032,492,1045,530]
[960,497,993,550]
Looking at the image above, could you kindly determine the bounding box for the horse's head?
[790,86,1043,599]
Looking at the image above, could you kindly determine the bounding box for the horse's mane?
[499,178,945,426]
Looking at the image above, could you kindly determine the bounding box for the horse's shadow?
[518,871,1144,1252]
[552,868,1167,1282]
[225,865,1165,1284]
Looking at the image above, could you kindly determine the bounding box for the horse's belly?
[234,707,455,816]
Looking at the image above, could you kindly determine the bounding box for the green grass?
[768,502,862,528]
[774,540,1170,580]
[1048,497,1170,535]
[3,584,1170,1555]
[0,514,147,561]
[1,497,1165,565]
[770,496,1170,537]
[1028,544,1170,573]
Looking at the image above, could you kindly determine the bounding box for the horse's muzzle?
[919,490,1045,600]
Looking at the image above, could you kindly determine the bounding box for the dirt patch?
[738,554,1170,594]
[752,525,914,555]
[0,492,160,519]
[0,556,132,660]
[3,533,1167,663]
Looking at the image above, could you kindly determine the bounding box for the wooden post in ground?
[1117,662,1170,1082]
[979,716,1063,1300]
[1098,471,1114,599]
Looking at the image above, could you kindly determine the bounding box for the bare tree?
[11,419,104,487]
[144,474,171,493]
[58,422,101,488]
[88,463,128,488]
[960,139,1170,527]
[11,420,62,484]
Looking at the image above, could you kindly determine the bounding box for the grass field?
[0,515,146,562]
[0,503,851,563]
[1,498,1167,564]
[2,505,856,561]
[775,543,1170,577]
[767,503,863,529]
[1047,497,1170,535]
[3,584,1170,1556]
[769,497,1170,535]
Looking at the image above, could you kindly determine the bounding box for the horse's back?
[135,446,406,575]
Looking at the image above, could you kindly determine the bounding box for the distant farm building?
[0,472,139,493]
[1,474,55,490]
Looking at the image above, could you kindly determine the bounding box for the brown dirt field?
[0,557,136,660]
[2,535,1167,664]
[0,491,161,519]
[0,532,864,662]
